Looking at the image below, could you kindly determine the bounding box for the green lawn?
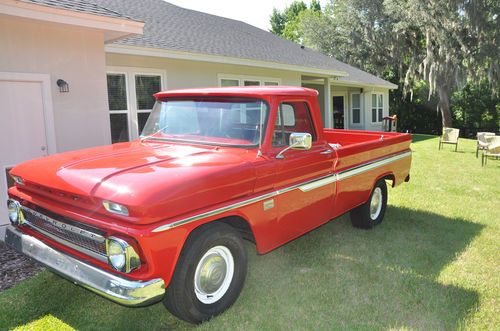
[1,135,499,330]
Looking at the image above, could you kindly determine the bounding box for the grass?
[1,134,499,330]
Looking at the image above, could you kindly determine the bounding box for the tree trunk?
[437,85,453,128]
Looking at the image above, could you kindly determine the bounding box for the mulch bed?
[0,241,44,292]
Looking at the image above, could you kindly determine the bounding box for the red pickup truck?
[5,87,411,323]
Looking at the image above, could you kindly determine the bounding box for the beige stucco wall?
[106,53,302,89]
[0,16,111,152]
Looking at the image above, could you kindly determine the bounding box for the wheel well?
[187,216,256,245]
[218,216,256,244]
[381,174,396,187]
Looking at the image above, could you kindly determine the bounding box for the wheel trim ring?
[370,187,383,220]
[194,245,234,305]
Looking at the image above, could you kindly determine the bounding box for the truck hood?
[11,141,256,224]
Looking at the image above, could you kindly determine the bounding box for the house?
[0,0,396,234]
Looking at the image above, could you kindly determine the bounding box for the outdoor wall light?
[57,79,69,92]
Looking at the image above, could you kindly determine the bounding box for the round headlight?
[7,199,21,225]
[107,239,126,271]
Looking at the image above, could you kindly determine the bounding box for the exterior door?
[0,75,51,227]
[271,101,336,243]
[333,95,345,129]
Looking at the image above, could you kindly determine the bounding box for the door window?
[273,102,316,147]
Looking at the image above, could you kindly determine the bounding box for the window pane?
[372,94,377,107]
[372,109,377,122]
[378,109,383,122]
[110,113,129,143]
[244,80,260,86]
[142,98,268,146]
[378,94,383,107]
[353,109,360,123]
[275,104,296,126]
[264,81,279,86]
[352,94,360,108]
[221,79,239,87]
[138,112,151,134]
[273,102,315,147]
[107,74,127,111]
[136,75,161,110]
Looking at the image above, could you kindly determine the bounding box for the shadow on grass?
[0,206,483,330]
[411,134,437,143]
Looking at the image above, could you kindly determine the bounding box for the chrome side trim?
[337,150,412,181]
[152,150,412,233]
[4,226,164,307]
[298,174,338,192]
[152,191,278,232]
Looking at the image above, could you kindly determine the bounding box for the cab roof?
[154,86,319,100]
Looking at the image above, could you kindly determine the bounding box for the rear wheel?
[350,179,388,229]
[163,223,247,323]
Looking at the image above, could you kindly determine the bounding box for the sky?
[166,0,328,31]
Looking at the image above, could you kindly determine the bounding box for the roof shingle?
[27,0,395,88]
[21,0,136,21]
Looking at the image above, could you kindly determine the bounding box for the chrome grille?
[20,206,107,262]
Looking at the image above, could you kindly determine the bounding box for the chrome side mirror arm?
[276,141,300,159]
[275,132,312,159]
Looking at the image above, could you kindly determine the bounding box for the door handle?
[320,149,333,155]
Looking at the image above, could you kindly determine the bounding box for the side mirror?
[289,132,312,150]
[276,132,312,159]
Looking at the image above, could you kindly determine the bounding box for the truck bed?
[323,129,412,173]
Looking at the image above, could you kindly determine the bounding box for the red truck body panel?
[8,87,412,288]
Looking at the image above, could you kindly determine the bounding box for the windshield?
[141,97,269,147]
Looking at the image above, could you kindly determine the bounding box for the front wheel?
[350,179,388,229]
[163,223,247,323]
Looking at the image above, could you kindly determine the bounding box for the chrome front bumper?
[4,226,165,306]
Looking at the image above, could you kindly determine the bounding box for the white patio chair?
[476,132,496,158]
[439,127,460,151]
[482,136,500,166]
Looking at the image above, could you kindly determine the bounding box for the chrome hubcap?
[370,187,383,220]
[194,246,234,304]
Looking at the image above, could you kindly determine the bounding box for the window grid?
[218,75,281,87]
[371,93,384,123]
[106,68,165,142]
[351,93,361,124]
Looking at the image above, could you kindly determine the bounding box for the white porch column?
[323,77,333,128]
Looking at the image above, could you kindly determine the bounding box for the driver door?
[270,100,336,243]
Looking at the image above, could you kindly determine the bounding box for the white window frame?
[217,73,281,87]
[350,92,362,126]
[332,92,347,129]
[371,92,384,124]
[106,66,167,141]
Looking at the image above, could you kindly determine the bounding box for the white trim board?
[0,72,57,154]
[0,0,144,42]
[106,44,348,78]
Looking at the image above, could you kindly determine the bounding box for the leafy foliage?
[272,0,500,132]
[451,81,499,136]
[269,1,321,43]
